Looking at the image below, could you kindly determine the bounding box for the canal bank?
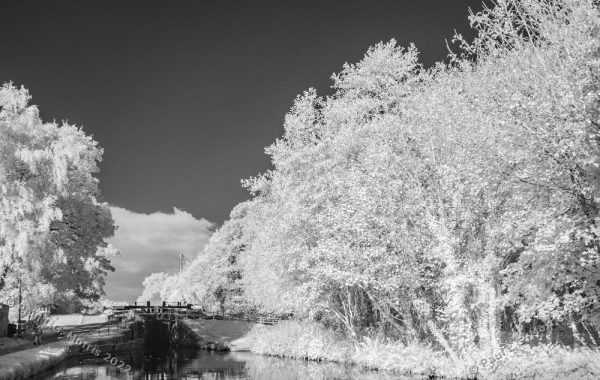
[0,322,144,380]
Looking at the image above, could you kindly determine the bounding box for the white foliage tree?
[0,83,117,308]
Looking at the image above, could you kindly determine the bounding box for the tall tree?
[0,83,117,304]
[180,0,600,356]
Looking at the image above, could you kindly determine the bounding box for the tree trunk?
[428,319,459,361]
[363,288,417,342]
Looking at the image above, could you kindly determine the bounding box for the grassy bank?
[244,320,600,379]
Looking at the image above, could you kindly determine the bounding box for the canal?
[30,317,416,379]
[32,348,410,380]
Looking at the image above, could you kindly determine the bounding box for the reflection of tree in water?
[236,353,413,380]
[176,350,247,379]
[34,350,416,379]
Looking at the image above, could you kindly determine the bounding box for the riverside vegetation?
[243,320,599,378]
[136,0,600,378]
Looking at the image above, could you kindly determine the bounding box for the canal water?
[33,320,415,380]
[33,348,413,380]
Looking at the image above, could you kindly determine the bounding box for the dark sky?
[1,0,487,225]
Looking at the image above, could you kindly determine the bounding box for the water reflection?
[34,350,413,380]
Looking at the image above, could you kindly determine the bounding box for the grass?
[244,320,600,379]
[245,320,353,363]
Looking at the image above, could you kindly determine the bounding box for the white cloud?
[103,206,213,302]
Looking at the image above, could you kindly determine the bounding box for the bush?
[471,343,600,380]
[246,321,600,379]
[246,320,463,377]
[246,320,353,362]
[352,336,463,377]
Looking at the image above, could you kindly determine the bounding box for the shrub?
[246,320,353,363]
[246,321,600,379]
